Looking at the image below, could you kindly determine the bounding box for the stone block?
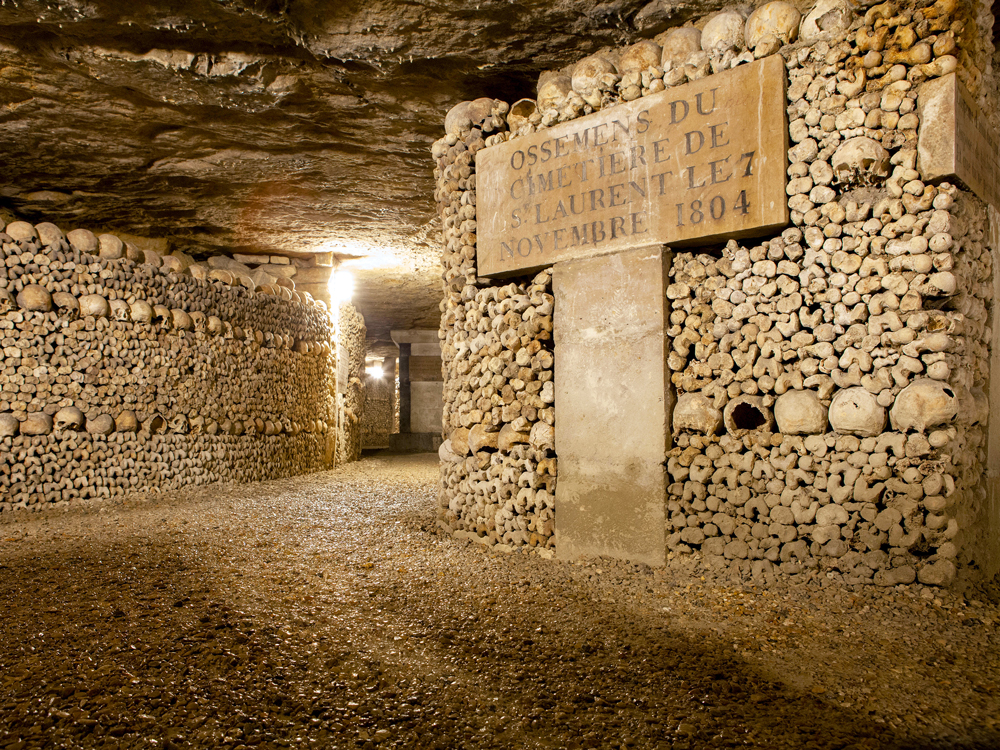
[293,266,333,284]
[258,264,297,278]
[554,245,671,567]
[411,381,443,434]
[918,73,1000,210]
[476,55,788,277]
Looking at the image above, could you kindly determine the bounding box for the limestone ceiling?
[0,0,709,350]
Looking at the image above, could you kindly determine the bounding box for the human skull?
[0,288,16,314]
[658,27,702,69]
[54,406,86,432]
[5,221,37,243]
[744,1,800,49]
[889,379,958,432]
[86,414,116,435]
[206,419,219,436]
[799,0,853,42]
[52,292,80,319]
[152,304,171,325]
[130,300,153,324]
[571,55,619,108]
[724,395,775,435]
[832,137,891,186]
[171,308,193,330]
[829,387,886,436]
[66,228,98,255]
[170,414,189,434]
[115,410,139,432]
[536,73,572,111]
[144,414,166,434]
[0,412,18,437]
[702,10,746,51]
[444,97,495,136]
[109,299,131,321]
[21,412,53,436]
[17,284,52,312]
[774,390,828,434]
[160,255,184,274]
[34,222,64,248]
[189,311,206,332]
[618,40,661,73]
[190,415,205,434]
[98,234,124,260]
[79,294,110,319]
[673,393,723,434]
[207,316,223,335]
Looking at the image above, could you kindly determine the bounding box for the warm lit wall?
[435,0,998,584]
[0,219,338,510]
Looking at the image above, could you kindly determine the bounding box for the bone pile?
[361,372,395,450]
[0,218,343,511]
[432,110,558,550]
[336,303,368,465]
[437,0,995,584]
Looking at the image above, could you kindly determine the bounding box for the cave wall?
[0,217,342,511]
[435,0,999,586]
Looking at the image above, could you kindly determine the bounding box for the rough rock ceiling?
[0,0,699,350]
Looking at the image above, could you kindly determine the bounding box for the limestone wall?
[0,217,340,511]
[436,0,998,584]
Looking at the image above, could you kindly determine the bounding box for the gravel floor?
[0,454,998,750]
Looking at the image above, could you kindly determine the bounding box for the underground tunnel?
[1,0,1000,747]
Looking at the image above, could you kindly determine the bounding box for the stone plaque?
[475,54,788,278]
[918,73,1000,210]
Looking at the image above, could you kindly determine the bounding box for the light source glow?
[329,269,355,305]
[365,364,384,378]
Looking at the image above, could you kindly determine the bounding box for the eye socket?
[730,402,767,431]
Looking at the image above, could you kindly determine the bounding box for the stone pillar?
[398,344,412,434]
[553,245,672,567]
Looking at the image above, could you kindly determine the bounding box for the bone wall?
[337,303,367,465]
[434,117,558,550]
[361,372,395,450]
[437,0,999,584]
[0,218,339,511]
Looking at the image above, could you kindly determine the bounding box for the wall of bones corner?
[337,302,368,465]
[435,0,999,586]
[0,217,367,511]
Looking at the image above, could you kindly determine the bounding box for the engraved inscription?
[475,55,789,278]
